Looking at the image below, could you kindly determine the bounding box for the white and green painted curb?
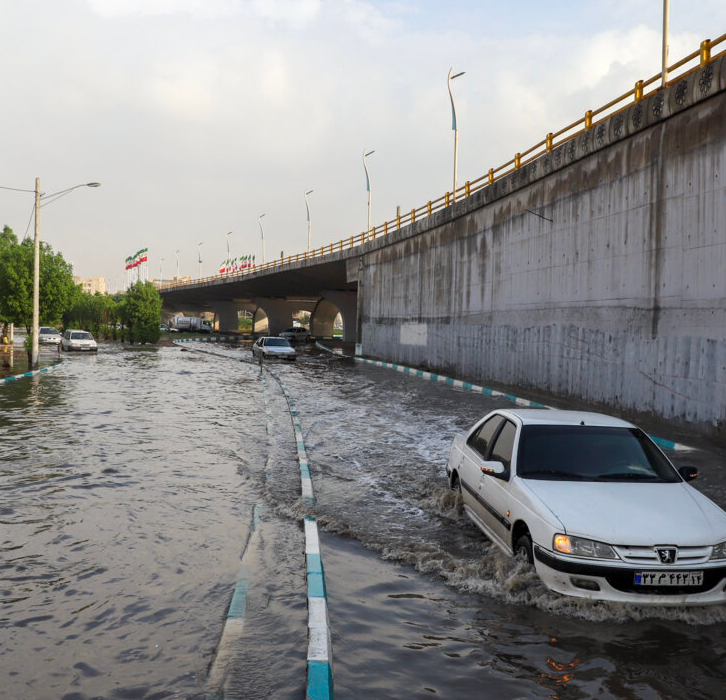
[0,360,63,385]
[175,338,334,698]
[265,366,334,700]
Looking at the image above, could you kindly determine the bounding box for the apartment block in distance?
[74,276,106,295]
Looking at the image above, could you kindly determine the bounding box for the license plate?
[634,571,703,586]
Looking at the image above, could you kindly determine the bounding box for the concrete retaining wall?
[356,55,726,439]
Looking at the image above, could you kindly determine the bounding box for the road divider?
[264,366,334,700]
[208,504,262,696]
[174,337,334,699]
[0,359,63,386]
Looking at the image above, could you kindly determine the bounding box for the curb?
[263,366,334,700]
[0,359,63,385]
[176,338,334,698]
[208,504,262,696]
[353,356,693,453]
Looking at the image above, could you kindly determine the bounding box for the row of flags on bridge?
[219,254,255,274]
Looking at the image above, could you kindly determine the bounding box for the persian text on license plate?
[634,571,703,586]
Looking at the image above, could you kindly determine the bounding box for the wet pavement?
[1,342,725,699]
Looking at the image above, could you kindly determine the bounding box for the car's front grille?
[613,545,712,565]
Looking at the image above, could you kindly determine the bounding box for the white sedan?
[61,329,98,352]
[251,336,296,361]
[446,409,726,605]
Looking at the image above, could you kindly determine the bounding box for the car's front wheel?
[450,472,461,493]
[514,533,534,565]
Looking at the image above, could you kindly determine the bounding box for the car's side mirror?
[480,460,506,476]
[678,466,698,482]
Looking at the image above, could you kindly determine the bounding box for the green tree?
[120,281,161,344]
[0,227,76,329]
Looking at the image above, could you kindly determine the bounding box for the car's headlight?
[553,534,618,560]
[709,542,726,560]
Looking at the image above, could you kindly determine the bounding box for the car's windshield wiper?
[521,469,586,480]
[595,472,659,480]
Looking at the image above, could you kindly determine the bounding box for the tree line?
[0,225,162,344]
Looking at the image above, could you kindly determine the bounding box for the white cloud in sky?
[1,0,725,288]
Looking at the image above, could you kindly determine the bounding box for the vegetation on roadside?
[0,226,77,330]
[121,281,162,344]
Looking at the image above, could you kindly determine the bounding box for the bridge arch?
[311,291,357,342]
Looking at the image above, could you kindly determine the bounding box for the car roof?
[495,408,635,428]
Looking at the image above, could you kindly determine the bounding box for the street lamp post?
[197,242,204,279]
[304,190,314,252]
[225,230,234,258]
[662,0,670,87]
[175,249,180,281]
[447,68,465,202]
[31,178,100,367]
[259,214,266,263]
[363,150,375,233]
[159,258,164,287]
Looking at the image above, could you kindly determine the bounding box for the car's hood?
[520,480,726,546]
[267,346,295,354]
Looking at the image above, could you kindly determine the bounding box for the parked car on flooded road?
[279,326,311,343]
[38,327,62,345]
[446,408,726,605]
[251,336,296,361]
[61,330,98,352]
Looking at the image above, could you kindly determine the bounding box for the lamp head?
[86,182,101,187]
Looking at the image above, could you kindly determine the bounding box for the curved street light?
[447,68,465,201]
[259,214,266,263]
[175,249,180,281]
[225,230,234,257]
[363,150,375,233]
[197,241,204,279]
[31,178,100,367]
[304,190,314,252]
[159,257,164,286]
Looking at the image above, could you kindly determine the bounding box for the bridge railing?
[161,33,726,291]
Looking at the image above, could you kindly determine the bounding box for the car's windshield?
[70,332,92,340]
[266,338,291,347]
[517,426,680,482]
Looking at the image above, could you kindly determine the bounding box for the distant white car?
[446,408,726,605]
[38,326,62,346]
[160,323,178,333]
[252,336,296,361]
[279,326,311,343]
[61,329,98,352]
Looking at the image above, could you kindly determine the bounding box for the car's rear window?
[266,338,290,347]
[71,332,92,340]
[40,328,56,334]
[517,425,680,482]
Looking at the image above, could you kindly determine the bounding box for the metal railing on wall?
[161,34,726,291]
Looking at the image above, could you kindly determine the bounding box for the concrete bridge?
[161,42,726,440]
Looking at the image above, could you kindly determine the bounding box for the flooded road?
[1,343,726,699]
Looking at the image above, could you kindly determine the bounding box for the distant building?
[74,276,106,295]
[150,276,191,289]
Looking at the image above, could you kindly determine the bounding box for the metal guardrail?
[160,34,726,292]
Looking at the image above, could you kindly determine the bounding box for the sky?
[1,0,725,290]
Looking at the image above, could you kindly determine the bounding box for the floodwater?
[1,343,726,699]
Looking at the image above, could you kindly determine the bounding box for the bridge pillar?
[252,299,299,336]
[215,302,243,333]
[313,291,357,342]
